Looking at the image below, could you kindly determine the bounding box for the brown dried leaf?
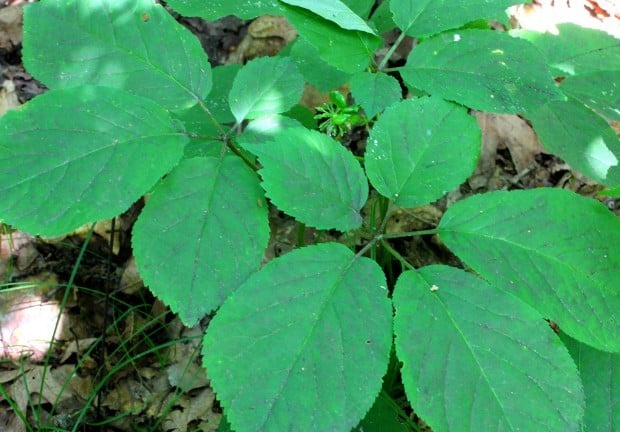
[0,80,21,116]
[0,273,67,361]
[0,5,22,51]
[228,15,296,63]
[472,112,547,190]
[161,387,219,432]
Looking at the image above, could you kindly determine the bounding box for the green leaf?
[238,115,303,147]
[529,99,620,186]
[599,185,620,196]
[393,265,584,432]
[512,23,620,76]
[133,156,269,327]
[289,37,351,92]
[242,127,368,231]
[561,71,620,122]
[228,56,305,124]
[353,391,411,432]
[562,333,620,432]
[165,0,283,19]
[206,65,242,124]
[216,416,233,432]
[174,103,225,138]
[285,104,319,130]
[401,29,563,113]
[0,86,186,237]
[183,139,227,159]
[23,0,211,110]
[369,0,396,34]
[365,97,480,206]
[282,3,382,73]
[203,242,392,432]
[390,0,520,37]
[438,188,620,352]
[341,0,375,20]
[280,0,376,34]
[349,72,402,118]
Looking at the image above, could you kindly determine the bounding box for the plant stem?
[380,238,416,272]
[383,228,438,239]
[40,224,95,419]
[197,99,228,137]
[226,139,260,171]
[297,222,306,247]
[377,30,408,71]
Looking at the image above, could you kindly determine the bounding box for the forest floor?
[0,1,618,431]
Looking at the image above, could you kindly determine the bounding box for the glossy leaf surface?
[228,56,305,123]
[281,0,375,34]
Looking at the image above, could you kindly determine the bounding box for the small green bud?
[329,91,348,110]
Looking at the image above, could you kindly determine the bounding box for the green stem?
[297,222,306,247]
[377,30,409,71]
[380,238,415,272]
[383,228,438,240]
[379,67,402,73]
[226,139,260,172]
[197,99,228,137]
[40,225,95,417]
[379,389,422,432]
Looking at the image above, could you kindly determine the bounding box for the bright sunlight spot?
[0,283,66,362]
[585,136,619,180]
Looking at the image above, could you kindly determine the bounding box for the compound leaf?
[529,98,620,186]
[365,97,480,207]
[390,0,521,37]
[165,0,283,19]
[23,0,211,110]
[401,29,563,114]
[133,156,269,327]
[228,56,305,124]
[203,242,392,432]
[280,0,375,34]
[349,71,402,118]
[242,127,368,231]
[393,265,584,432]
[0,86,186,237]
[438,188,620,352]
[562,333,620,432]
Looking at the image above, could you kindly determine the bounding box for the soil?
[0,1,618,431]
